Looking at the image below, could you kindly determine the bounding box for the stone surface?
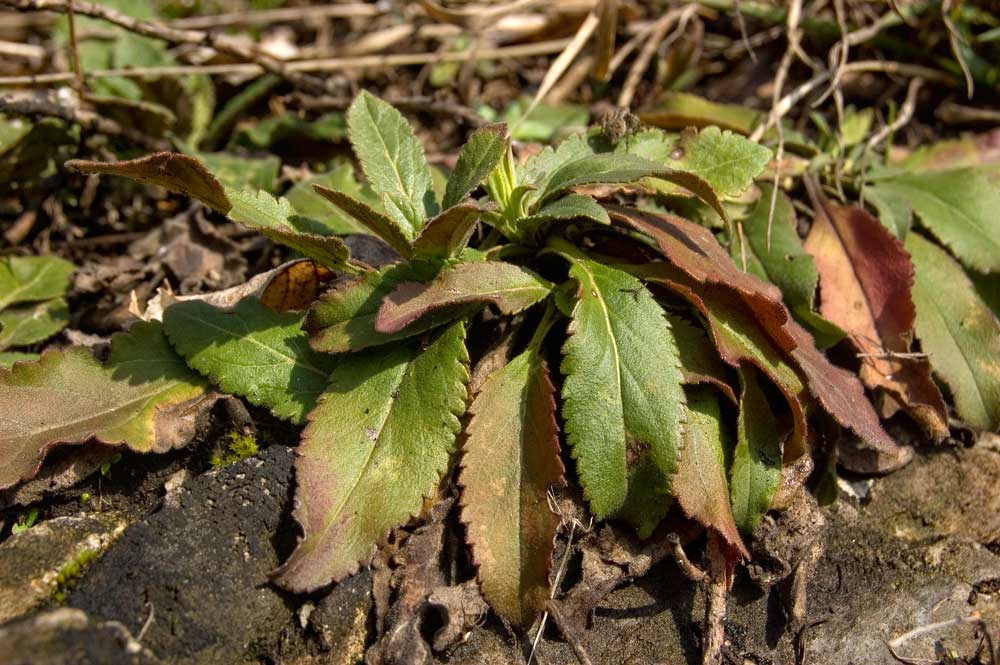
[0,607,162,665]
[308,568,373,664]
[0,514,127,623]
[66,445,299,665]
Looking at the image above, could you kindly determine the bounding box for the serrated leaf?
[865,185,912,238]
[313,185,413,258]
[444,124,509,209]
[673,386,747,557]
[286,160,385,236]
[273,321,468,591]
[195,151,280,192]
[163,298,337,424]
[347,91,436,232]
[518,132,598,189]
[412,203,490,258]
[0,298,70,350]
[541,154,727,223]
[804,185,948,440]
[0,322,208,490]
[666,313,736,404]
[907,233,1000,431]
[519,194,610,241]
[635,127,771,198]
[376,261,552,334]
[558,249,686,530]
[866,169,1000,272]
[0,256,74,311]
[306,261,455,353]
[730,366,783,533]
[225,188,351,269]
[460,350,564,626]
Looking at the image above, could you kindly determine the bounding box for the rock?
[0,607,162,665]
[66,445,299,665]
[0,514,127,623]
[308,569,373,664]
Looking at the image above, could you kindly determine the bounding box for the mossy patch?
[52,547,99,603]
[210,430,260,468]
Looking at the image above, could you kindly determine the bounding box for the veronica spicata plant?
[0,91,904,626]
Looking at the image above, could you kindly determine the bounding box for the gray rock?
[0,607,162,665]
[308,568,372,664]
[66,445,299,665]
[0,514,127,623]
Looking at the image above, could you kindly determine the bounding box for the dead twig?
[886,612,995,665]
[167,3,380,29]
[0,93,171,151]
[618,6,697,108]
[941,0,974,99]
[0,0,328,93]
[702,532,729,665]
[865,77,923,153]
[289,93,485,127]
[546,599,595,665]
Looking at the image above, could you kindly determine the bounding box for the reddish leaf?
[673,386,748,557]
[612,205,899,459]
[313,184,413,258]
[459,351,564,626]
[803,181,948,440]
[376,261,552,334]
[412,203,491,258]
[666,313,737,404]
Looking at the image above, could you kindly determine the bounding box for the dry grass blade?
[167,3,380,29]
[865,77,922,153]
[591,0,619,82]
[941,0,974,99]
[618,6,697,108]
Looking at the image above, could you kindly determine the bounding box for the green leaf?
[626,127,771,198]
[460,350,563,626]
[0,298,70,350]
[907,233,1000,430]
[0,352,37,368]
[376,261,552,334]
[558,248,686,529]
[666,313,736,403]
[866,169,1000,272]
[347,91,436,232]
[730,367,783,533]
[734,185,845,346]
[518,132,599,189]
[163,298,337,424]
[640,92,761,134]
[0,322,208,490]
[673,387,746,556]
[313,185,413,258]
[286,160,384,236]
[518,194,610,241]
[864,184,912,238]
[412,203,490,258]
[225,188,352,270]
[0,256,74,311]
[501,98,589,142]
[443,124,509,209]
[306,261,451,353]
[273,321,468,591]
[189,151,280,192]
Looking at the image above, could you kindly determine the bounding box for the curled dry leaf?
[0,322,208,490]
[803,181,948,440]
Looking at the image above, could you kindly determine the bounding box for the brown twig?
[702,532,729,665]
[167,3,380,29]
[865,77,923,153]
[289,93,485,127]
[546,599,595,665]
[0,93,170,151]
[618,6,697,108]
[0,0,328,93]
[0,38,576,87]
[941,0,974,99]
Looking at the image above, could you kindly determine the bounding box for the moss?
[210,430,260,468]
[52,547,99,603]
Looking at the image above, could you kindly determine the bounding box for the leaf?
[866,169,1000,272]
[610,206,899,460]
[412,203,490,258]
[0,298,70,350]
[666,313,737,404]
[730,367,783,533]
[639,92,762,134]
[0,352,37,369]
[306,261,453,353]
[518,194,611,241]
[459,350,564,626]
[68,153,352,270]
[501,97,589,142]
[735,185,843,346]
[803,184,948,440]
[907,233,1000,431]
[225,188,351,270]
[67,152,230,213]
[673,386,747,557]
[195,151,280,192]
[313,185,413,258]
[0,322,208,490]
[347,90,436,232]
[896,128,1000,174]
[272,321,468,591]
[864,184,912,239]
[638,127,771,198]
[286,160,385,236]
[163,298,337,424]
[558,249,686,532]
[0,256,74,311]
[443,124,509,209]
[376,261,552,334]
